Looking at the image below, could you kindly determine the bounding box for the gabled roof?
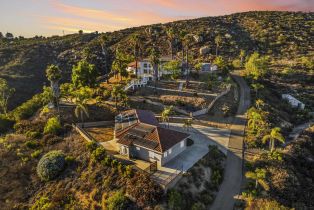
[115,109,189,153]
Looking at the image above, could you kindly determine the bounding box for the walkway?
[210,71,251,210]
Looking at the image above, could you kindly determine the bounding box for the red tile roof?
[116,109,189,153]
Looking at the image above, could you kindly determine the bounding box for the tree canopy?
[72,60,97,87]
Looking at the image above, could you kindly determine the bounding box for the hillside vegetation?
[0,11,313,109]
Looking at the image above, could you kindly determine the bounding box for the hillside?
[0,11,313,110]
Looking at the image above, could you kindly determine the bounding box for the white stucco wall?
[161,138,187,166]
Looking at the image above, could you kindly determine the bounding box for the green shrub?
[31,150,42,158]
[86,141,98,152]
[101,156,112,167]
[25,140,39,149]
[191,202,205,210]
[37,150,66,181]
[26,130,41,139]
[106,191,128,210]
[91,147,106,162]
[44,117,62,135]
[168,190,182,210]
[30,196,52,210]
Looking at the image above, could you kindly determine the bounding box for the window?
[164,151,167,157]
[144,63,148,68]
[168,148,172,154]
[144,69,147,74]
[136,147,140,151]
[181,141,184,148]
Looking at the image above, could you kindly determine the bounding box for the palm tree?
[74,100,89,127]
[149,47,160,91]
[245,168,269,191]
[130,34,141,78]
[215,35,222,57]
[161,106,173,128]
[262,127,285,151]
[111,85,121,108]
[183,119,193,131]
[166,27,176,59]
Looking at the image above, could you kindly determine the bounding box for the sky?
[0,0,313,37]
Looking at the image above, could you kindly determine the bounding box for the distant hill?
[0,11,313,109]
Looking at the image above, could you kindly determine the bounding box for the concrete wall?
[161,139,187,166]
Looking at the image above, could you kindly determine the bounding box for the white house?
[282,94,305,110]
[114,109,190,166]
[126,56,174,80]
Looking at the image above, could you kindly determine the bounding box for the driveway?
[210,71,251,210]
[160,123,231,172]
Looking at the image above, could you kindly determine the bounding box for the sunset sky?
[0,0,313,37]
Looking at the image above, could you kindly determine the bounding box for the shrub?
[168,190,182,210]
[65,156,75,163]
[37,150,66,181]
[31,150,42,158]
[86,141,98,152]
[30,196,53,210]
[91,147,106,162]
[126,173,163,208]
[101,156,112,167]
[26,130,41,139]
[44,117,62,135]
[25,140,39,149]
[106,191,128,210]
[191,202,205,210]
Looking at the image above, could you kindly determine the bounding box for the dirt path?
[210,71,250,210]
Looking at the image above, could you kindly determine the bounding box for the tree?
[46,64,61,109]
[251,83,264,98]
[245,168,269,191]
[111,85,125,108]
[163,60,181,80]
[168,190,182,210]
[262,127,285,151]
[72,60,97,87]
[74,100,89,126]
[106,191,128,210]
[0,32,3,39]
[166,27,177,59]
[111,48,131,81]
[161,106,173,127]
[213,56,228,75]
[245,52,269,80]
[78,30,83,35]
[183,119,192,131]
[130,34,141,78]
[5,32,14,39]
[0,78,15,115]
[255,99,265,110]
[215,35,222,56]
[149,47,160,91]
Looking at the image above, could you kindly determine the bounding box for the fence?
[72,123,97,143]
[76,121,114,128]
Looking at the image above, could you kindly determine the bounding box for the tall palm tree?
[161,106,173,128]
[215,35,222,57]
[245,168,269,191]
[130,34,141,78]
[74,100,89,127]
[183,119,193,131]
[255,99,265,110]
[262,127,285,151]
[149,47,160,91]
[166,27,176,59]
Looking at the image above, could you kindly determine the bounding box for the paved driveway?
[160,123,230,172]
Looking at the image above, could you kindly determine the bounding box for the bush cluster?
[0,115,14,133]
[44,117,62,135]
[37,150,66,181]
